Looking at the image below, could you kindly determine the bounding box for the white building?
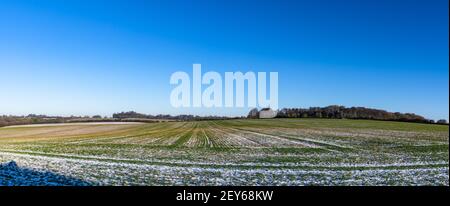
[259,108,277,119]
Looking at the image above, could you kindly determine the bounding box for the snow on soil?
[1,152,448,186]
[0,161,91,186]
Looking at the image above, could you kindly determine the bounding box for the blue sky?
[0,0,448,120]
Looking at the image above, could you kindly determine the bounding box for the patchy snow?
[1,151,448,186]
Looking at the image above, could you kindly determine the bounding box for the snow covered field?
[0,119,448,185]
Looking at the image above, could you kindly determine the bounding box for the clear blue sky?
[0,0,448,120]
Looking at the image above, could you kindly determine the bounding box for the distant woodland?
[275,105,447,124]
[112,111,234,121]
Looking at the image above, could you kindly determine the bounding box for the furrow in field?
[171,123,197,147]
[274,128,446,148]
[183,124,214,148]
[225,125,352,150]
[184,125,201,147]
[210,121,319,148]
[107,122,189,144]
[201,122,227,148]
[201,128,213,147]
[213,121,296,148]
[0,124,141,143]
[68,122,186,145]
[206,124,263,148]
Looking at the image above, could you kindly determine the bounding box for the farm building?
[259,108,277,119]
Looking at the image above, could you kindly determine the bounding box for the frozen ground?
[0,119,448,186]
[0,161,90,186]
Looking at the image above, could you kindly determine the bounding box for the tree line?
[275,105,447,124]
[0,115,66,127]
[112,111,237,121]
[0,114,151,127]
[0,112,239,127]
